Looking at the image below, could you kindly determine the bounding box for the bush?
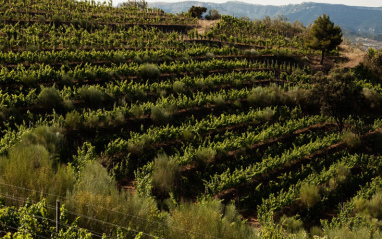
[213,95,225,107]
[173,81,186,93]
[205,52,215,60]
[66,161,159,236]
[280,215,303,233]
[78,86,104,109]
[168,199,257,239]
[150,106,173,123]
[37,87,63,109]
[21,126,63,156]
[356,190,382,220]
[52,14,63,25]
[138,63,160,79]
[342,131,361,149]
[65,111,83,130]
[299,184,320,208]
[151,154,180,196]
[329,164,351,191]
[195,148,216,168]
[0,144,75,205]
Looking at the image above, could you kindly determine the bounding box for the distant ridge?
[148,1,382,35]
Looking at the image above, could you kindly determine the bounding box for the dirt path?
[338,44,366,68]
[196,19,220,35]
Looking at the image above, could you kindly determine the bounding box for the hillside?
[149,1,382,38]
[2,0,382,238]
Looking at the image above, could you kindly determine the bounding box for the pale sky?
[111,0,382,8]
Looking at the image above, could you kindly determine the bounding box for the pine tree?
[305,14,342,65]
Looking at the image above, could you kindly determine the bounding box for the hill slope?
[149,1,382,35]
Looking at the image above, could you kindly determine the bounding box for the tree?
[187,6,207,19]
[305,14,342,65]
[312,69,364,132]
[205,9,221,20]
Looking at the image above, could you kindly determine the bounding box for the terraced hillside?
[2,0,382,238]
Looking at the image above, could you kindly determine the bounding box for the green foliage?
[299,184,320,208]
[280,215,304,234]
[66,160,160,237]
[205,9,221,20]
[168,198,257,239]
[187,6,207,19]
[78,86,105,109]
[342,131,361,149]
[151,154,180,197]
[65,111,83,130]
[138,63,160,79]
[172,81,186,93]
[312,69,364,132]
[20,126,63,156]
[305,14,342,64]
[37,87,63,110]
[150,105,174,123]
[355,190,382,220]
[328,164,351,191]
[0,144,75,204]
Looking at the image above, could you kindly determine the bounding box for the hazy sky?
[111,0,382,7]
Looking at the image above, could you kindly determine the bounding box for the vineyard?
[1,0,382,238]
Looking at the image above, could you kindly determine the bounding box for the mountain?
[148,1,382,35]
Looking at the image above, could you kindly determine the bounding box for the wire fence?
[0,181,222,239]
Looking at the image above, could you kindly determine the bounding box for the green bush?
[66,161,160,236]
[168,198,257,239]
[21,126,63,156]
[195,148,217,168]
[356,190,382,220]
[78,86,104,109]
[37,87,63,109]
[65,111,83,130]
[150,106,173,123]
[205,52,215,60]
[280,215,303,233]
[299,184,320,208]
[173,81,186,93]
[0,144,75,205]
[342,131,361,149]
[151,154,180,196]
[138,63,160,79]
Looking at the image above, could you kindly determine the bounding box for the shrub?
[138,63,160,79]
[205,52,215,60]
[78,86,104,109]
[356,190,382,220]
[0,144,75,205]
[329,164,351,191]
[66,161,159,236]
[168,199,256,239]
[150,106,173,123]
[342,131,361,149]
[21,126,63,156]
[151,154,180,196]
[60,73,73,85]
[213,95,225,107]
[247,86,284,107]
[52,14,63,25]
[65,111,83,130]
[280,215,304,233]
[173,81,186,93]
[363,88,382,109]
[195,148,216,168]
[299,184,320,208]
[37,87,63,109]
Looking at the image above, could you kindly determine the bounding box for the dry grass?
[197,19,221,35]
[338,44,366,68]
